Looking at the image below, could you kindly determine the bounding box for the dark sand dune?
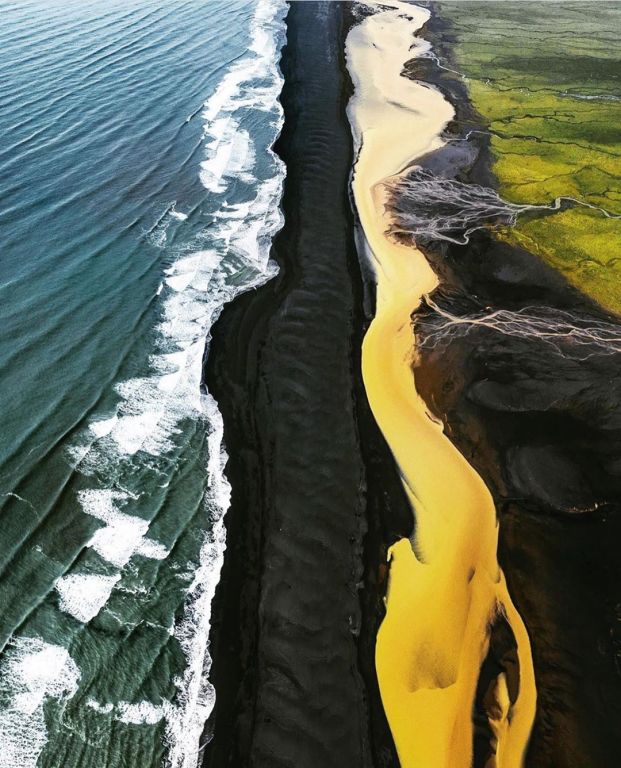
[203,3,408,767]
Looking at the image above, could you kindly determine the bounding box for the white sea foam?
[148,206,175,248]
[170,205,188,221]
[54,1,287,766]
[161,1,287,765]
[86,697,166,725]
[54,489,168,623]
[56,573,121,623]
[0,638,79,768]
[80,489,168,569]
[118,700,166,725]
[137,538,169,560]
[200,124,256,193]
[164,394,229,768]
[89,415,118,438]
[86,699,114,715]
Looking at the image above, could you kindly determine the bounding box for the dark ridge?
[407,5,621,766]
[201,3,409,767]
[472,611,520,768]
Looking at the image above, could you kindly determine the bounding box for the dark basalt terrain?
[415,237,621,766]
[405,7,621,766]
[202,3,408,767]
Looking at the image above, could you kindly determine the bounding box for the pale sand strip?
[346,4,536,766]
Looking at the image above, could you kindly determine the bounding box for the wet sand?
[346,3,535,766]
[202,3,407,766]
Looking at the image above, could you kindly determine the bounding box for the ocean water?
[0,1,286,766]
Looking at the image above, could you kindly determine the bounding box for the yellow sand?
[345,3,536,766]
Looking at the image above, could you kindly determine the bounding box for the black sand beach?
[202,3,408,767]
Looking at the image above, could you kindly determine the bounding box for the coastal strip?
[203,3,408,765]
[0,3,289,768]
[346,3,536,766]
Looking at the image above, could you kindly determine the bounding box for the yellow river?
[345,3,537,766]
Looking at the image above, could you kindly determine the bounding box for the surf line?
[345,3,536,767]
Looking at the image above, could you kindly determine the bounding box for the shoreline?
[201,3,406,765]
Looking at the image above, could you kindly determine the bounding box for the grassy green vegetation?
[439,2,621,314]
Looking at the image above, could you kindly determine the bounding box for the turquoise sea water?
[0,1,285,765]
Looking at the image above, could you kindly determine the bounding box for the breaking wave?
[0,639,80,768]
[1,1,287,766]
